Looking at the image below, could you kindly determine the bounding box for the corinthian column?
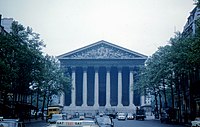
[94,67,99,107]
[117,67,123,107]
[129,68,134,107]
[70,67,76,107]
[106,67,111,107]
[82,67,87,107]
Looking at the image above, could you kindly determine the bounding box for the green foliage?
[137,13,200,109]
[194,0,200,7]
[39,55,71,97]
[0,21,71,114]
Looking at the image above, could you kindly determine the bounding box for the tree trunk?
[2,92,7,118]
[41,91,46,120]
[162,79,168,108]
[154,88,159,119]
[170,73,175,109]
[35,88,39,120]
[29,92,32,121]
[176,76,182,123]
[159,91,162,116]
[46,92,50,122]
[182,73,188,123]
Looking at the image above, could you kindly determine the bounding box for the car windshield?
[96,117,111,125]
[79,113,84,116]
[127,113,133,116]
[118,113,125,116]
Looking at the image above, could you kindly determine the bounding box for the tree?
[39,55,71,120]
[194,0,200,7]
[0,21,71,119]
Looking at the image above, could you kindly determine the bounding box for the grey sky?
[0,0,195,56]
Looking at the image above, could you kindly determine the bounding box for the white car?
[79,112,85,120]
[127,113,135,120]
[117,113,126,120]
[48,114,66,123]
[191,118,200,127]
[0,117,25,127]
[56,119,98,127]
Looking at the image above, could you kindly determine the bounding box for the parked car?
[56,118,98,127]
[0,117,25,127]
[96,115,114,127]
[127,113,135,120]
[48,114,66,123]
[98,112,105,117]
[191,117,200,127]
[79,112,85,120]
[85,112,94,118]
[66,113,73,119]
[117,113,126,120]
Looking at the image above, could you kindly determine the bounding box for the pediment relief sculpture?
[66,44,139,59]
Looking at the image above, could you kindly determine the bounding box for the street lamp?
[29,83,38,91]
[29,82,39,120]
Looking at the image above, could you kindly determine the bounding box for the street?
[25,118,186,127]
[25,120,48,127]
[113,119,186,127]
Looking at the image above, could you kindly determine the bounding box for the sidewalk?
[24,119,48,127]
[24,118,46,124]
[145,117,192,127]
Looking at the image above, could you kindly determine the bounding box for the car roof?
[96,115,109,118]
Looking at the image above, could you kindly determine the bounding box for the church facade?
[57,40,147,113]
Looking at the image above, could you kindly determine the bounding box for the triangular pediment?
[58,40,147,59]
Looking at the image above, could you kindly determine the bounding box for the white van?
[56,119,99,127]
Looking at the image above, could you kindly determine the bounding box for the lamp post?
[29,83,38,106]
[40,88,47,120]
[29,83,39,120]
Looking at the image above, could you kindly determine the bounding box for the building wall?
[182,7,200,37]
[2,18,13,33]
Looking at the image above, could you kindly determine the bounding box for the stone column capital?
[71,66,76,71]
[118,66,122,72]
[106,66,111,72]
[83,67,88,72]
[94,66,99,72]
[129,67,134,72]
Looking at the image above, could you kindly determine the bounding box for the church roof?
[57,40,147,60]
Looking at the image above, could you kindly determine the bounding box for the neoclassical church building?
[57,40,147,113]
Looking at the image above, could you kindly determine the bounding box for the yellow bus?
[47,106,62,119]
